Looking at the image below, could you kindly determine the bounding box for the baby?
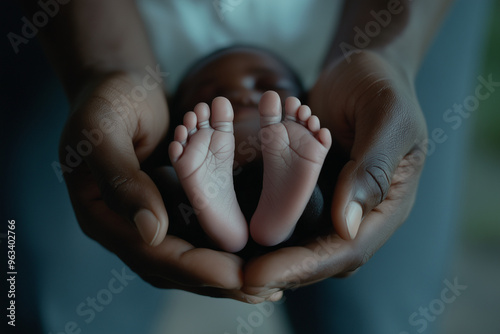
[165,46,332,252]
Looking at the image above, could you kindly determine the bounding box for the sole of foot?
[250,91,331,246]
[169,97,248,252]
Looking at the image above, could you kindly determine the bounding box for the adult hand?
[60,72,266,302]
[242,51,428,296]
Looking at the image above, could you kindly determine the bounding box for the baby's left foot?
[250,91,331,246]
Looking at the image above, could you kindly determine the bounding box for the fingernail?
[269,291,283,302]
[255,288,280,297]
[134,209,160,246]
[345,201,363,239]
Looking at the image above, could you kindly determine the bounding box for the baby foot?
[250,91,332,246]
[169,97,248,252]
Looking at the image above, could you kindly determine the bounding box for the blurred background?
[441,0,500,332]
[1,0,499,333]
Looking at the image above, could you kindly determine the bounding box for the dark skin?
[32,0,265,303]
[30,0,453,303]
[243,0,453,296]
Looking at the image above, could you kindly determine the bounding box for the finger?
[332,95,426,240]
[70,190,247,292]
[332,268,359,278]
[134,241,245,289]
[143,277,269,304]
[243,234,347,293]
[90,140,168,246]
[244,189,414,292]
[62,111,168,247]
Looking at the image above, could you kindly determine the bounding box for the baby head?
[165,46,326,251]
[171,45,304,163]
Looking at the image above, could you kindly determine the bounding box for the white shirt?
[136,0,343,91]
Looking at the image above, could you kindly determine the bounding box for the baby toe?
[259,91,282,127]
[168,141,184,163]
[284,96,301,121]
[183,111,198,136]
[194,102,211,129]
[211,97,234,132]
[317,128,332,149]
[297,105,311,124]
[307,115,321,133]
[173,125,188,145]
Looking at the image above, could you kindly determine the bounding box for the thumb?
[66,118,169,246]
[331,110,421,240]
[332,153,395,240]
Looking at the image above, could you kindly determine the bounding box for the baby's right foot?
[250,91,331,246]
[169,98,248,252]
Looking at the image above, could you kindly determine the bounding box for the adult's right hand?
[60,72,263,302]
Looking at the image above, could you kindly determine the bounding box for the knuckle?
[360,249,374,267]
[99,174,135,205]
[362,155,393,204]
[350,250,366,271]
[334,245,369,274]
[350,247,373,271]
[109,174,133,191]
[408,146,427,170]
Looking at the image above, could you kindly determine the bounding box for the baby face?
[174,47,303,162]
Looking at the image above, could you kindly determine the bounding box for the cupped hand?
[242,51,428,295]
[60,72,266,302]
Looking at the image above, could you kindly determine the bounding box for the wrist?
[322,0,452,86]
[323,50,416,97]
